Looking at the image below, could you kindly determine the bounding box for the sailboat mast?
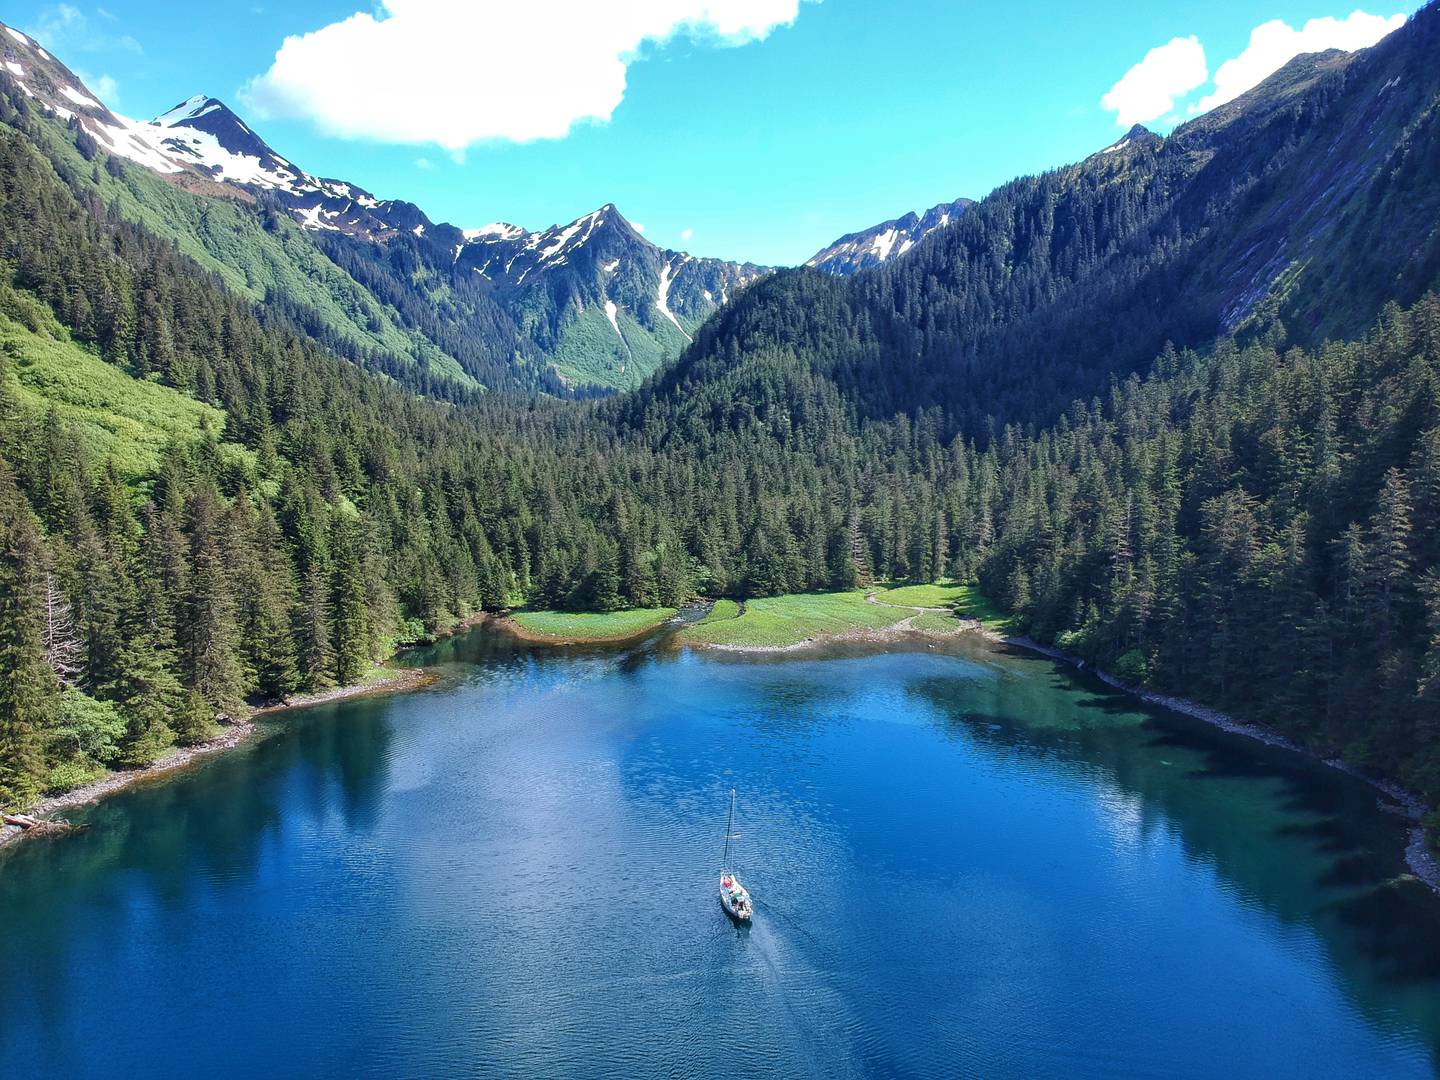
[723,788,735,870]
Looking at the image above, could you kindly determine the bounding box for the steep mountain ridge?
[146,94,438,243]
[807,196,974,275]
[0,22,186,175]
[0,18,772,391]
[452,204,767,386]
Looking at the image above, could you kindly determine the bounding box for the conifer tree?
[298,562,336,691]
[246,502,300,701]
[1366,468,1414,651]
[0,463,55,806]
[178,488,246,728]
[113,628,181,766]
[330,517,371,686]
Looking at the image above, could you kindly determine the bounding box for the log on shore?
[3,813,79,836]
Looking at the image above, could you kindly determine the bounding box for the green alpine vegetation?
[695,598,742,625]
[947,587,1013,634]
[0,301,246,478]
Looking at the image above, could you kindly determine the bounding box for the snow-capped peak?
[136,95,312,191]
[152,94,217,127]
[456,206,634,283]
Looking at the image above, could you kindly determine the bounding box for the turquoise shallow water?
[2,625,1440,1078]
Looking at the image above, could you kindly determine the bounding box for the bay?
[2,624,1438,1078]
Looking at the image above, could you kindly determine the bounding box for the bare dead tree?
[42,573,82,686]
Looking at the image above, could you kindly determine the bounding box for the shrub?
[43,757,107,795]
[1113,649,1150,686]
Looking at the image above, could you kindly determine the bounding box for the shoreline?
[692,618,980,654]
[8,605,1436,897]
[1,665,437,853]
[1003,634,1440,896]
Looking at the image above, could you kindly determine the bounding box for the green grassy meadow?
[681,591,910,648]
[509,607,679,641]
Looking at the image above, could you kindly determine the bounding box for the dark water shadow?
[0,691,402,1031]
[905,660,1440,1003]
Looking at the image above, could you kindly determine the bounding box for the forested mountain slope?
[647,4,1440,437]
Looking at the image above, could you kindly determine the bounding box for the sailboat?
[719,787,753,922]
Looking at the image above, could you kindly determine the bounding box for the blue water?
[2,625,1439,1078]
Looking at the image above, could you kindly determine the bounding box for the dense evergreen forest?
[0,4,1438,842]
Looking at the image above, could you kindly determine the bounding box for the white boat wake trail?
[742,901,865,1079]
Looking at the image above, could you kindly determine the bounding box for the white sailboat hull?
[720,875,752,922]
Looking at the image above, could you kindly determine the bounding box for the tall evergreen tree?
[0,464,55,806]
[330,517,370,686]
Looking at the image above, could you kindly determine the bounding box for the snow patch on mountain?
[870,227,900,262]
[656,257,692,342]
[93,116,186,174]
[464,223,524,241]
[1093,125,1159,161]
[150,126,293,185]
[604,299,626,343]
[296,204,339,231]
[153,94,212,126]
[533,211,599,262]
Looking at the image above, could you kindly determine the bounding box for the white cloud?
[680,227,694,241]
[1101,35,1207,127]
[36,3,86,40]
[1193,10,1406,113]
[242,0,817,150]
[414,156,435,170]
[87,72,119,104]
[35,3,141,53]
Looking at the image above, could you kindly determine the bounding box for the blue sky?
[6,1,1415,265]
